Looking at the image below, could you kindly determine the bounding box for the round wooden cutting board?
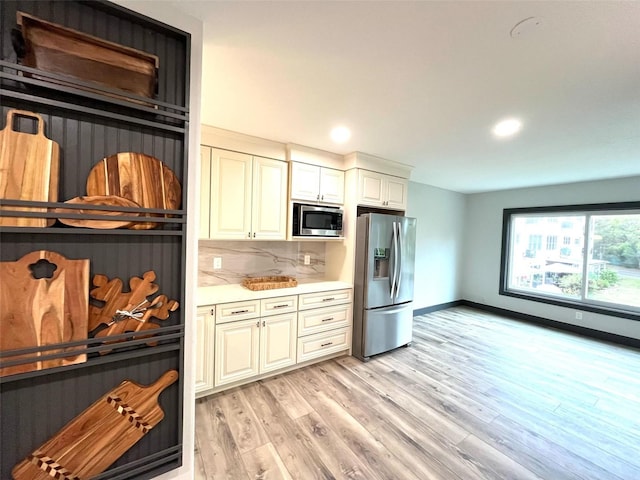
[85,152,181,229]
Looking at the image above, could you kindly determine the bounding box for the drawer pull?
[321,317,334,322]
[322,297,335,302]
[231,309,249,315]
[272,304,288,309]
[320,342,333,347]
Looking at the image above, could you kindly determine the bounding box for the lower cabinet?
[197,287,353,395]
[195,306,215,395]
[214,312,297,387]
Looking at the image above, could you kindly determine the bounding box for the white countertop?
[197,280,353,305]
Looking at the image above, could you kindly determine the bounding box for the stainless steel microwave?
[292,203,344,237]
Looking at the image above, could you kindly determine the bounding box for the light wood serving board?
[0,250,89,377]
[12,369,179,480]
[0,109,60,227]
[85,152,181,229]
[54,195,141,229]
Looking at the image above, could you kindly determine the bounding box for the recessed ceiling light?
[492,118,522,138]
[330,125,351,143]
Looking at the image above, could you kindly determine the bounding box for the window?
[500,202,640,319]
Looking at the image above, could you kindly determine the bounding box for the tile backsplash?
[199,240,326,286]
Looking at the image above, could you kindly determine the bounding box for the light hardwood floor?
[194,306,640,479]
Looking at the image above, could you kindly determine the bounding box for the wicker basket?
[241,276,298,291]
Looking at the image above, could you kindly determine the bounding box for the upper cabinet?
[357,170,408,210]
[290,162,345,205]
[201,147,288,240]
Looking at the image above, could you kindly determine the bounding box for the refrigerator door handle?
[391,221,399,298]
[396,222,403,299]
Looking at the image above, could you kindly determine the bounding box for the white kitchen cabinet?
[357,169,407,210]
[214,299,297,387]
[215,317,260,386]
[195,306,215,397]
[297,327,350,363]
[202,147,288,240]
[260,313,298,374]
[290,162,344,204]
[297,288,352,363]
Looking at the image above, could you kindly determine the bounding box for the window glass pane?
[509,215,585,299]
[586,214,640,308]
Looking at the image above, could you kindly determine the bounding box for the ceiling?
[176,1,640,194]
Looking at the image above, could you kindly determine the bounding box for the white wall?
[112,2,202,479]
[406,181,466,309]
[462,175,640,339]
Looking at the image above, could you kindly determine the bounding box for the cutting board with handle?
[12,369,178,480]
[85,152,181,229]
[0,250,89,377]
[0,109,60,227]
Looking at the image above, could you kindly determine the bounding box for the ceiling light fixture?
[330,125,351,143]
[492,118,522,138]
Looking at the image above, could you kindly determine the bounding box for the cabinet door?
[290,162,321,201]
[260,313,297,374]
[357,170,384,207]
[199,146,211,239]
[215,318,260,386]
[386,176,408,210]
[210,148,253,239]
[195,306,215,396]
[319,168,344,204]
[252,156,288,240]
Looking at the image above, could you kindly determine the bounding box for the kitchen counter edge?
[197,281,353,306]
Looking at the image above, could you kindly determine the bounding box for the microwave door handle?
[396,222,403,299]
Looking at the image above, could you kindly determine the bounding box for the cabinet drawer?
[298,289,352,310]
[297,327,350,363]
[261,295,298,316]
[216,299,260,324]
[298,304,351,337]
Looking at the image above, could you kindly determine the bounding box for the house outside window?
[500,203,640,319]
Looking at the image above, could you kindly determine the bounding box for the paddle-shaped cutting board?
[0,109,60,227]
[12,369,178,480]
[85,152,181,229]
[0,250,89,377]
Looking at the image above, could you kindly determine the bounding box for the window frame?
[499,201,640,321]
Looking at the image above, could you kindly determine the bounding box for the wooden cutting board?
[0,251,89,377]
[12,369,178,480]
[88,270,179,353]
[85,152,181,229]
[54,195,141,229]
[0,109,60,227]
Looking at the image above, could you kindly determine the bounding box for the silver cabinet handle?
[232,309,249,314]
[321,317,334,322]
[272,304,288,309]
[256,320,260,327]
[317,194,320,200]
[247,232,251,238]
[322,297,335,302]
[210,308,214,315]
[262,320,266,327]
[321,342,333,347]
[253,232,256,238]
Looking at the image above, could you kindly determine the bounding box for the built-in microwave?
[292,203,344,237]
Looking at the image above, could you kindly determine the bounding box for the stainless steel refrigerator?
[353,213,417,361]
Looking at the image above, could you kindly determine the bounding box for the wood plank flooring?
[194,306,640,479]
